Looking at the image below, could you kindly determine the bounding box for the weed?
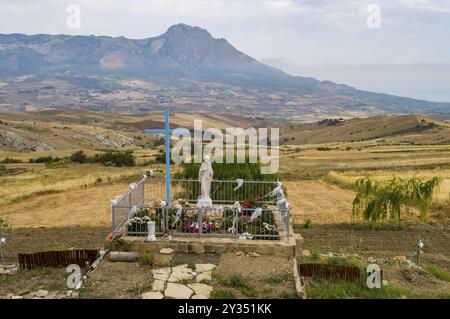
[210,289,236,299]
[423,264,450,282]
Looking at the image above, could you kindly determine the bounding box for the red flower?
[243,201,253,208]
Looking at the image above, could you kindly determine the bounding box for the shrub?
[352,176,442,227]
[0,158,22,164]
[70,150,88,163]
[424,265,450,282]
[302,218,313,229]
[210,289,236,299]
[93,150,136,167]
[29,156,61,164]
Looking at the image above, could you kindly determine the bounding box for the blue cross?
[144,109,172,206]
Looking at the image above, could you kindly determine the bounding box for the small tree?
[70,150,88,163]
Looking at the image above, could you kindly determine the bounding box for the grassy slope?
[280,115,450,145]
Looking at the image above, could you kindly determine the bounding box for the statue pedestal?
[196,198,213,209]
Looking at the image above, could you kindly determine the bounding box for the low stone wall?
[116,235,302,259]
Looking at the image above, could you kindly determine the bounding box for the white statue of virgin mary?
[197,155,213,208]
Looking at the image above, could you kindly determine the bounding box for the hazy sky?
[1,0,450,102]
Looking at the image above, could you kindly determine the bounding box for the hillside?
[280,115,450,145]
[1,24,449,119]
[0,109,275,152]
[1,110,450,153]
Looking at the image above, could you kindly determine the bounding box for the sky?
[1,0,450,102]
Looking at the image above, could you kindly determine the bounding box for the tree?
[70,150,88,163]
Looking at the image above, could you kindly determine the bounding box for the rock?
[71,291,79,298]
[394,256,406,263]
[249,252,261,257]
[188,283,213,298]
[164,283,193,299]
[195,263,216,273]
[319,252,334,258]
[168,271,193,283]
[16,289,31,296]
[196,271,212,282]
[44,291,58,299]
[142,291,164,299]
[302,249,311,257]
[152,280,166,292]
[159,248,174,255]
[94,133,134,149]
[172,264,190,272]
[235,251,245,257]
[34,290,49,298]
[0,131,53,152]
[192,244,205,254]
[10,295,24,299]
[153,268,171,281]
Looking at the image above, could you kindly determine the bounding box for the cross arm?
[144,129,173,134]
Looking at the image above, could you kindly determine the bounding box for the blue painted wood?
[144,109,172,206]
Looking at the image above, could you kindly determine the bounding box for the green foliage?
[0,158,22,164]
[216,274,256,297]
[266,272,292,284]
[110,237,131,252]
[302,218,313,229]
[424,265,450,282]
[175,158,277,181]
[69,150,88,163]
[0,217,11,236]
[279,291,299,299]
[29,156,62,164]
[317,147,332,151]
[126,282,153,295]
[138,253,155,267]
[210,289,236,299]
[352,176,441,227]
[93,150,136,167]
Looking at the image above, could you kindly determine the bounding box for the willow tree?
[352,176,441,227]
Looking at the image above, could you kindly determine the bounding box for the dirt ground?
[2,226,110,263]
[285,180,354,224]
[212,253,297,299]
[300,223,450,271]
[78,251,296,299]
[0,184,128,228]
[79,261,153,299]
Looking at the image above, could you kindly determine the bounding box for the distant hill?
[1,23,450,118]
[0,109,275,152]
[280,115,450,145]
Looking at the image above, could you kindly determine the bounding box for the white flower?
[0,237,6,244]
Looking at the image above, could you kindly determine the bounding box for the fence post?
[198,208,203,237]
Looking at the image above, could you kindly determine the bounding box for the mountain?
[0,23,449,119]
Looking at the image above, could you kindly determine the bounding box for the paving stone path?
[141,263,216,299]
